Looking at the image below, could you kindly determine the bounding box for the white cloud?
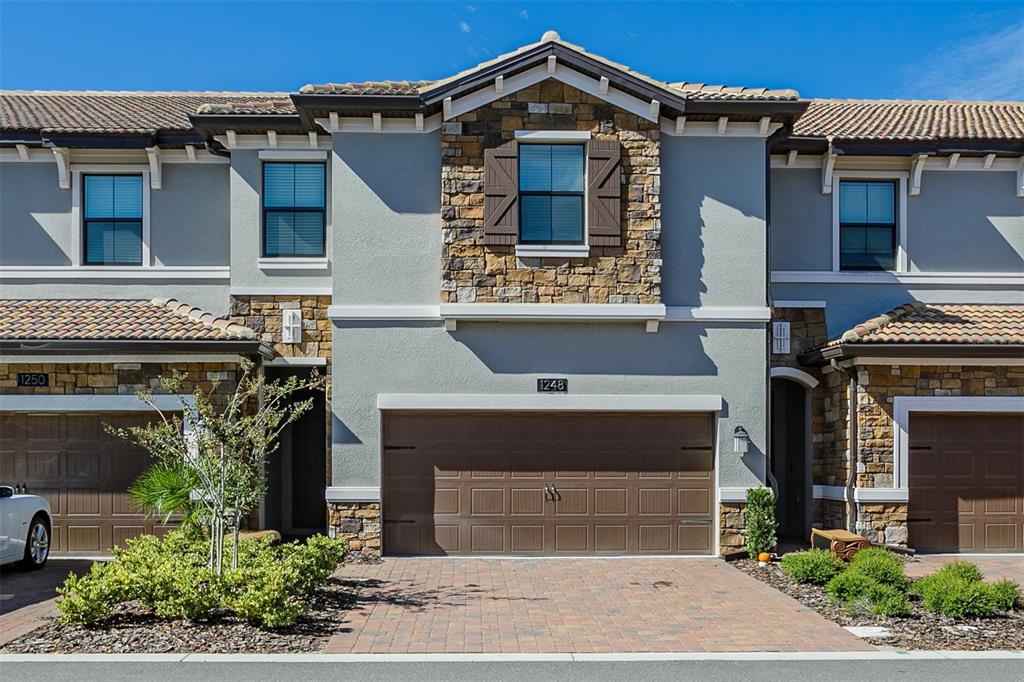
[519,10,529,20]
[904,19,1024,100]
[459,21,472,33]
[465,4,477,12]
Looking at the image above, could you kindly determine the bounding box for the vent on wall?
[282,309,302,344]
[772,321,790,354]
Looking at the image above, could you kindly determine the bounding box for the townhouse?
[1,32,1021,556]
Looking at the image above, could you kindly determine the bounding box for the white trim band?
[812,485,909,503]
[328,305,441,320]
[772,300,827,309]
[771,270,1024,285]
[258,149,328,161]
[230,286,332,296]
[0,266,230,280]
[770,367,819,389]
[439,303,666,321]
[0,394,192,413]
[325,486,380,502]
[377,393,723,412]
[719,487,756,503]
[515,245,591,258]
[513,130,591,142]
[257,257,329,271]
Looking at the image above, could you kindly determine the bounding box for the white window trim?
[515,244,590,258]
[260,159,330,263]
[257,257,329,271]
[831,170,908,274]
[515,131,589,251]
[0,265,228,280]
[770,270,1024,285]
[892,396,1024,489]
[70,165,151,268]
[513,130,591,142]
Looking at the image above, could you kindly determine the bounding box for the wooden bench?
[810,528,869,561]
[238,529,282,544]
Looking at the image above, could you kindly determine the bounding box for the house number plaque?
[537,378,568,393]
[17,373,48,387]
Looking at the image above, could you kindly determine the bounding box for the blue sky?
[1,1,1021,100]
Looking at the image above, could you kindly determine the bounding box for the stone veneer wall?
[440,79,661,304]
[229,295,332,363]
[0,362,240,405]
[327,502,381,555]
[719,502,747,555]
[820,363,1024,545]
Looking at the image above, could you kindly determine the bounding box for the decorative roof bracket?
[821,142,837,194]
[909,153,928,196]
[52,147,70,189]
[145,146,162,189]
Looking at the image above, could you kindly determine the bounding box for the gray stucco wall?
[769,167,1024,273]
[769,168,832,270]
[0,162,73,265]
[332,132,441,303]
[151,164,230,267]
[772,281,1024,337]
[331,322,768,491]
[229,150,332,291]
[662,137,768,307]
[908,171,1023,273]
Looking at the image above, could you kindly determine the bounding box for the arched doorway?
[770,368,817,542]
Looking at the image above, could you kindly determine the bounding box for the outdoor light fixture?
[733,426,750,454]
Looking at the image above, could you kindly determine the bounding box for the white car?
[0,486,52,569]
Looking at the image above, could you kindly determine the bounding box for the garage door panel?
[66,525,102,552]
[382,412,715,556]
[909,414,1023,553]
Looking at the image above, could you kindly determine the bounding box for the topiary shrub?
[745,487,777,560]
[780,549,844,585]
[848,548,909,591]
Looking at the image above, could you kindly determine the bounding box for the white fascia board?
[377,393,723,413]
[513,130,591,142]
[662,119,782,138]
[772,300,827,308]
[213,134,332,150]
[315,113,443,134]
[325,486,380,502]
[230,286,332,296]
[439,303,666,321]
[0,266,230,280]
[0,394,194,413]
[770,154,1022,172]
[328,304,440,321]
[851,356,1024,366]
[663,306,771,322]
[258,149,328,161]
[770,270,1024,285]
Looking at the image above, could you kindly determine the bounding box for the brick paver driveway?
[905,555,1024,583]
[325,558,872,654]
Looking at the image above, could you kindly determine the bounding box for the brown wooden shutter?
[587,139,622,247]
[483,140,519,245]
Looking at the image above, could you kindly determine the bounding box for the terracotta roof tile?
[794,99,1024,141]
[828,302,1024,346]
[194,99,297,115]
[299,80,433,96]
[0,298,254,341]
[0,91,289,134]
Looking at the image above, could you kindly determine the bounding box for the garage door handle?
[680,447,708,451]
[909,446,932,450]
[908,518,931,522]
[385,445,416,450]
[384,519,416,524]
[678,520,710,526]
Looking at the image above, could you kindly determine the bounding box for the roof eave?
[772,136,1024,156]
[681,99,809,118]
[0,339,275,359]
[799,343,1024,367]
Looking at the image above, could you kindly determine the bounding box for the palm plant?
[128,461,201,529]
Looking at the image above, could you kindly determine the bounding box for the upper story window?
[262,162,326,257]
[839,180,896,271]
[518,144,585,244]
[83,174,143,265]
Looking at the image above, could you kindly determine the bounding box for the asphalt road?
[1,659,1022,682]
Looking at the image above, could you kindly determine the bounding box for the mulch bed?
[1,576,361,654]
[734,558,1024,651]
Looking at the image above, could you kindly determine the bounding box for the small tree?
[745,486,777,559]
[112,359,326,574]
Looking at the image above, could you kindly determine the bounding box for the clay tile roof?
[0,91,289,134]
[667,82,800,101]
[0,298,255,341]
[298,80,434,96]
[828,302,1024,346]
[194,99,297,115]
[794,99,1024,141]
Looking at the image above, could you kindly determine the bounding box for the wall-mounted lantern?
[733,426,750,454]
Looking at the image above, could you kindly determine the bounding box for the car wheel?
[20,514,50,570]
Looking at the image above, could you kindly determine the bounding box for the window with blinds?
[839,180,897,270]
[262,162,326,257]
[83,174,143,265]
[518,144,585,244]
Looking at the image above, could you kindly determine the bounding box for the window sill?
[0,266,230,280]
[257,257,329,271]
[515,245,590,259]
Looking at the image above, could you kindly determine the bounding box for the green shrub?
[989,579,1021,611]
[826,570,877,604]
[848,548,910,591]
[869,583,912,618]
[57,531,346,629]
[780,549,844,585]
[941,581,998,619]
[745,487,777,560]
[926,560,983,584]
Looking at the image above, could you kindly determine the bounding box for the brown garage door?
[909,414,1024,553]
[382,412,715,555]
[0,412,178,554]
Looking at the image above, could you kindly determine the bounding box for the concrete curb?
[1,650,1022,663]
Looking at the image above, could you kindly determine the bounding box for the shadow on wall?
[0,163,71,265]
[334,134,441,215]
[451,323,718,377]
